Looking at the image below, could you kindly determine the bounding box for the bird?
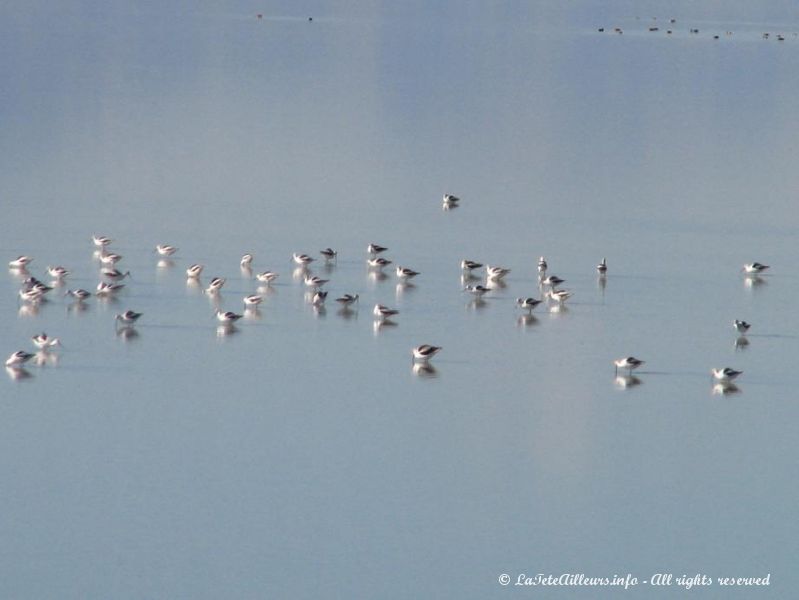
[412,344,442,362]
[215,309,243,323]
[540,274,565,287]
[186,264,204,278]
[743,262,769,274]
[373,304,399,319]
[156,244,178,256]
[396,266,419,279]
[597,258,607,274]
[712,367,743,382]
[32,333,61,350]
[66,288,92,301]
[99,252,123,265]
[256,271,279,284]
[516,297,542,312]
[368,257,392,268]
[240,254,254,267]
[304,275,329,288]
[5,351,35,367]
[45,266,69,279]
[547,289,573,304]
[733,320,751,334]
[205,277,226,293]
[464,284,490,296]
[8,256,33,269]
[320,248,337,261]
[243,294,263,307]
[101,268,131,280]
[115,310,143,325]
[18,288,44,303]
[335,293,359,305]
[367,243,388,256]
[537,256,547,274]
[614,356,645,374]
[442,194,460,207]
[485,265,511,280]
[292,253,315,265]
[92,234,113,247]
[95,282,125,296]
[311,291,327,305]
[461,260,483,272]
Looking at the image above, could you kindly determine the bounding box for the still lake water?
[1,2,797,598]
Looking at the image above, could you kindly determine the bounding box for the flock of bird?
[597,16,798,42]
[4,197,771,389]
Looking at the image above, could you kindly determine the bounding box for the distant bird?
[412,344,442,362]
[32,333,61,350]
[243,294,263,307]
[205,277,226,293]
[367,243,388,256]
[311,291,327,305]
[396,266,419,280]
[186,264,204,278]
[92,234,113,247]
[614,356,645,375]
[215,309,243,323]
[373,304,399,319]
[743,262,769,274]
[368,257,392,268]
[485,265,511,280]
[66,288,92,301]
[547,289,573,304]
[115,310,142,326]
[5,351,35,367]
[442,194,460,207]
[18,288,44,303]
[733,319,751,334]
[461,260,483,272]
[320,248,337,261]
[304,275,329,288]
[464,284,490,296]
[537,256,547,274]
[240,254,254,267]
[335,293,359,305]
[156,244,178,256]
[96,282,125,296]
[597,258,608,274]
[712,367,743,382]
[292,253,314,265]
[516,297,542,312]
[99,252,123,265]
[101,268,131,280]
[256,271,279,284]
[8,256,33,269]
[47,266,70,279]
[541,275,565,287]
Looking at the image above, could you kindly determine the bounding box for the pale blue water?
[1,2,797,598]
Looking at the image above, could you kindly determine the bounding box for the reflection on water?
[744,275,767,289]
[734,336,750,350]
[517,314,540,328]
[412,363,439,378]
[116,326,140,341]
[5,366,33,381]
[157,259,175,269]
[216,324,239,338]
[372,319,398,335]
[615,375,643,389]
[713,382,741,396]
[32,351,59,367]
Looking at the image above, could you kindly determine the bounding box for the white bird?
[396,266,419,279]
[186,264,204,278]
[541,274,565,287]
[485,265,511,280]
[292,253,315,265]
[743,262,769,274]
[464,284,490,296]
[320,248,337,261]
[215,309,243,323]
[92,234,113,247]
[335,293,359,305]
[96,282,125,296]
[243,294,263,307]
[597,258,607,274]
[614,356,645,374]
[442,194,460,207]
[205,277,226,293]
[115,310,143,325]
[5,351,35,367]
[101,268,131,280]
[32,333,61,350]
[537,256,547,274]
[18,288,44,303]
[733,319,751,334]
[304,275,329,288]
[412,344,442,362]
[547,289,573,304]
[47,266,70,279]
[373,304,399,319]
[8,256,33,269]
[99,252,123,265]
[461,260,483,272]
[311,291,327,305]
[712,367,743,382]
[367,243,388,256]
[256,271,279,284]
[241,254,254,267]
[156,244,178,256]
[66,288,92,301]
[368,257,392,268]
[516,297,542,312]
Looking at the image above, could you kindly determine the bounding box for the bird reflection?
[32,351,59,367]
[548,304,570,315]
[713,382,741,396]
[486,278,506,290]
[67,301,90,315]
[292,266,309,281]
[216,324,239,338]
[373,319,398,334]
[18,304,40,318]
[517,314,539,328]
[337,306,357,320]
[312,305,327,318]
[734,336,750,350]
[244,307,262,320]
[256,284,278,297]
[412,363,439,378]
[5,366,33,381]
[240,265,252,278]
[466,298,488,311]
[744,275,767,289]
[368,270,389,284]
[116,326,140,341]
[157,259,175,269]
[395,282,416,298]
[614,375,642,389]
[460,273,479,285]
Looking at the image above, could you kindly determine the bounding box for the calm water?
[2,2,798,598]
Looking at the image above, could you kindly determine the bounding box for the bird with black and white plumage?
[240,254,254,268]
[256,271,279,284]
[243,294,263,307]
[156,244,178,257]
[368,257,392,268]
[335,293,359,306]
[292,253,314,265]
[320,248,337,261]
[461,260,483,272]
[412,344,442,362]
[66,288,92,301]
[485,265,511,280]
[215,309,243,323]
[311,291,327,306]
[205,277,226,293]
[442,194,460,207]
[396,266,419,280]
[32,333,61,350]
[464,284,490,297]
[516,297,543,312]
[95,281,125,296]
[743,262,769,274]
[115,310,143,326]
[186,264,204,278]
[5,350,35,367]
[367,243,388,256]
[547,289,573,305]
[597,258,607,275]
[540,274,565,288]
[537,256,547,274]
[92,234,113,248]
[733,319,751,334]
[101,268,131,280]
[614,356,645,375]
[47,266,70,280]
[373,304,399,319]
[304,275,329,288]
[8,255,33,269]
[712,367,743,382]
[99,252,123,265]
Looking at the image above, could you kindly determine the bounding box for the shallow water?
[1,2,797,598]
